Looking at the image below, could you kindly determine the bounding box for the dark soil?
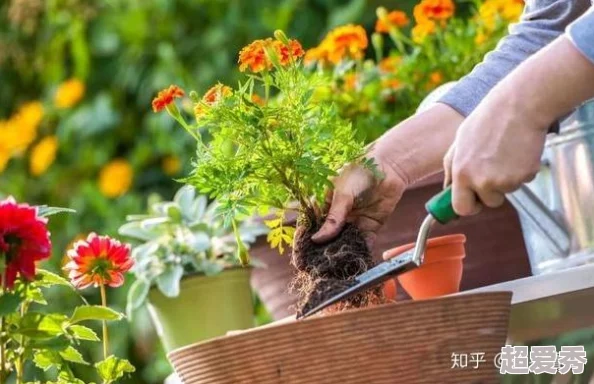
[291,214,386,317]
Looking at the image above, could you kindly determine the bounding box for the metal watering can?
[419,83,594,275]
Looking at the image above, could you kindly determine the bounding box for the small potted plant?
[118,185,267,352]
[152,30,389,316]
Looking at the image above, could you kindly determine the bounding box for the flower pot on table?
[169,291,512,384]
[385,234,466,300]
[148,268,254,353]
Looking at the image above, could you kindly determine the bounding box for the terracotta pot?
[385,234,466,300]
[250,174,531,320]
[169,291,512,384]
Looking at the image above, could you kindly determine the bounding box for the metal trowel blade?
[298,249,419,319]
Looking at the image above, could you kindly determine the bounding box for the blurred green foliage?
[0,0,413,382]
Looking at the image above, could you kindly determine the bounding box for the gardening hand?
[311,155,407,248]
[443,36,594,216]
[312,103,464,247]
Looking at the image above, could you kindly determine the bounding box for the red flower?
[152,85,185,113]
[0,197,51,289]
[64,233,133,289]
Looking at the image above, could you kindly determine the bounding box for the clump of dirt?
[291,214,386,317]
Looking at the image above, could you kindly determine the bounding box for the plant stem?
[100,283,109,360]
[0,268,6,384]
[15,301,28,384]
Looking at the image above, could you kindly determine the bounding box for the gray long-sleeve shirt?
[439,0,594,117]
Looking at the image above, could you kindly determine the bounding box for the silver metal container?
[523,100,594,274]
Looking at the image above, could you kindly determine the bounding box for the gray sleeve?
[438,0,591,117]
[567,6,594,64]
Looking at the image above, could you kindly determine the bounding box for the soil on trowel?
[291,214,386,317]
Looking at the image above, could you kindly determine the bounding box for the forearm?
[493,35,594,129]
[372,103,464,185]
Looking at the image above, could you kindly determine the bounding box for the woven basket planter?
[169,291,511,384]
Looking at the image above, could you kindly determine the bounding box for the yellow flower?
[29,136,58,176]
[475,31,488,45]
[55,79,85,109]
[98,159,133,198]
[162,155,181,176]
[479,0,524,31]
[412,21,436,44]
[16,101,44,129]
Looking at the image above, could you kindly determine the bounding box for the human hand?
[442,87,548,216]
[310,150,407,248]
[312,104,464,247]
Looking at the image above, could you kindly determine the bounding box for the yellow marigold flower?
[55,79,85,109]
[162,155,181,176]
[412,21,437,44]
[375,10,410,33]
[414,0,455,24]
[479,0,523,30]
[29,136,58,176]
[98,159,133,198]
[16,101,44,129]
[475,31,488,45]
[378,56,402,73]
[502,0,524,21]
[0,118,35,154]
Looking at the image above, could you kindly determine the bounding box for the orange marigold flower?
[239,38,305,72]
[276,39,305,65]
[414,0,455,23]
[152,85,185,113]
[239,39,272,73]
[304,44,330,65]
[325,24,368,64]
[203,84,233,104]
[194,83,233,120]
[375,11,410,33]
[429,71,443,85]
[378,56,402,73]
[381,78,402,90]
[251,94,265,106]
[412,20,437,44]
[64,233,133,289]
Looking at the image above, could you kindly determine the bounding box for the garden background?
[0,0,526,382]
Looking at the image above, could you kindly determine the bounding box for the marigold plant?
[305,1,522,142]
[154,31,374,257]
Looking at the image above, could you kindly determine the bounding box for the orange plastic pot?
[386,234,466,300]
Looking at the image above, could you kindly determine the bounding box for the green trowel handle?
[425,186,458,224]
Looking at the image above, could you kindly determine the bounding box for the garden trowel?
[298,186,457,319]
